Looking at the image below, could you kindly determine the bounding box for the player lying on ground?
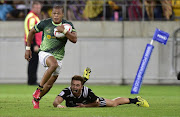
[53,68,149,108]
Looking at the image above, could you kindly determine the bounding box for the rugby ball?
[54,24,72,38]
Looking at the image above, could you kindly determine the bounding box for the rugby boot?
[136,96,149,107]
[83,67,91,82]
[33,89,41,99]
[32,99,39,109]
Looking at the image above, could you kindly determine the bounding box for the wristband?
[63,29,68,35]
[26,46,31,50]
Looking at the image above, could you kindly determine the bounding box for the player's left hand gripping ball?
[54,24,72,38]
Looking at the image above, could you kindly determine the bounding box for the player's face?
[52,8,64,24]
[33,4,42,15]
[71,80,83,94]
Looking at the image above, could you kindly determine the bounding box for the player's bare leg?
[32,56,58,109]
[33,56,58,98]
[39,75,58,98]
[105,97,130,107]
[105,97,149,107]
[40,56,58,86]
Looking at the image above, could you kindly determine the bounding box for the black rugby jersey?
[58,86,98,107]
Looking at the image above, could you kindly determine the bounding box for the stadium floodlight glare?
[131,28,169,94]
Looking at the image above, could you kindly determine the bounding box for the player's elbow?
[71,37,77,43]
[94,102,99,107]
[29,28,37,34]
[53,101,58,107]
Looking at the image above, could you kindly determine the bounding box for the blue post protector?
[131,28,169,94]
[131,44,154,94]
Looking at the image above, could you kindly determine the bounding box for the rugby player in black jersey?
[53,68,149,108]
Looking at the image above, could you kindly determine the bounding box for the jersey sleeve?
[34,20,44,32]
[70,23,76,32]
[29,18,36,30]
[87,88,98,103]
[58,88,70,100]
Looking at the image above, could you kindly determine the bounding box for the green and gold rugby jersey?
[34,18,76,60]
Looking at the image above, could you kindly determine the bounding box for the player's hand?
[76,103,85,107]
[56,25,65,33]
[25,50,32,61]
[57,104,65,108]
[34,45,39,53]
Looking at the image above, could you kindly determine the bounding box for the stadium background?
[1,21,180,85]
[0,0,180,85]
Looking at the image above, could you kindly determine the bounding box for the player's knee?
[50,62,59,70]
[52,67,61,76]
[112,103,117,107]
[46,84,53,89]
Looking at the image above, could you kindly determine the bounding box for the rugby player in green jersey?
[25,4,77,109]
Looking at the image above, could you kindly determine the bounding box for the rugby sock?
[83,77,88,85]
[129,98,138,104]
[37,85,43,91]
[34,97,41,102]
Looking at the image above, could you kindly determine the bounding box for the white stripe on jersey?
[59,91,65,96]
[68,87,74,97]
[83,86,88,98]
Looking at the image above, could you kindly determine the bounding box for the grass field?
[0,84,179,117]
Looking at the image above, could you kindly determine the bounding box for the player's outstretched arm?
[27,28,37,47]
[76,100,99,107]
[24,28,37,61]
[53,96,66,108]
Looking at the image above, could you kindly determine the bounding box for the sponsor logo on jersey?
[47,35,51,39]
[46,28,51,33]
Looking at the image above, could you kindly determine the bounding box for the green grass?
[0,84,180,117]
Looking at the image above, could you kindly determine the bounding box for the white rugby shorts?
[38,51,62,75]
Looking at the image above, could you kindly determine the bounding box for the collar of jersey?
[52,21,62,26]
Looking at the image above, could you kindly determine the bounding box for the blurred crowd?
[0,0,180,21]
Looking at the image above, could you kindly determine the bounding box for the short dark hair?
[32,1,41,7]
[53,4,64,13]
[71,75,84,85]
